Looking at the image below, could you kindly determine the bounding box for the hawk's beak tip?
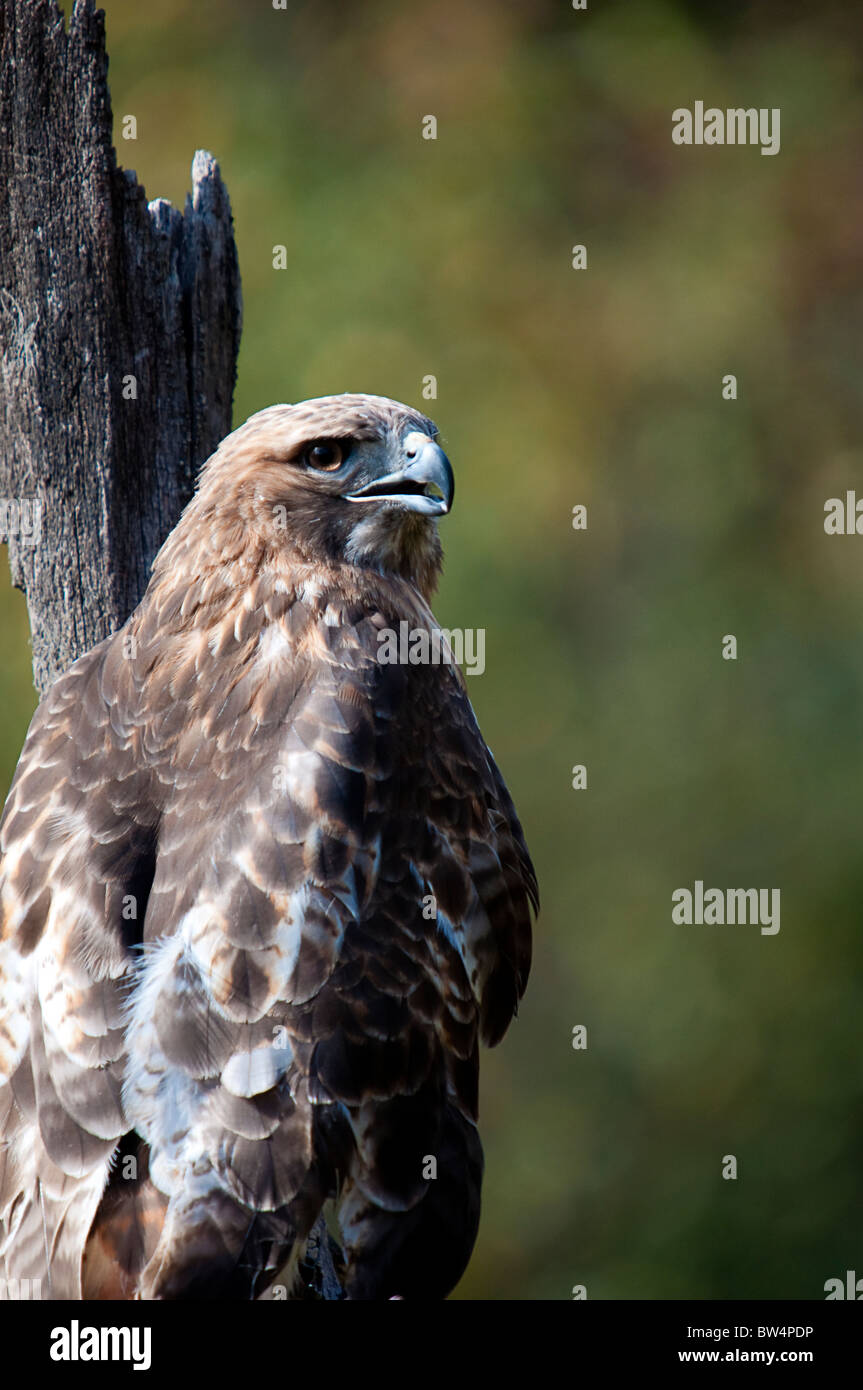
[343,440,454,517]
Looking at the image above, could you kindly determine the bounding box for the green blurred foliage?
[2,0,863,1299]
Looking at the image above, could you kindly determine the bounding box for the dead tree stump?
[0,0,241,694]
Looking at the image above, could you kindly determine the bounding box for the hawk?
[0,394,537,1300]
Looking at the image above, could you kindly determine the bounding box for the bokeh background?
[3,0,863,1299]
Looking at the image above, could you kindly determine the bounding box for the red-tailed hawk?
[0,394,537,1300]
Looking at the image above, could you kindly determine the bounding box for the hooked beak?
[344,433,454,517]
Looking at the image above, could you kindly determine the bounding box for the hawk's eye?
[303,441,345,471]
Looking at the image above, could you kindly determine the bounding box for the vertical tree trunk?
[0,0,241,694]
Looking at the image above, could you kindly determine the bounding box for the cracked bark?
[0,0,241,694]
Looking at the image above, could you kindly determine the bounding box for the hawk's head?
[194,394,454,598]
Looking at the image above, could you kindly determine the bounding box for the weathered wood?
[0,0,242,693]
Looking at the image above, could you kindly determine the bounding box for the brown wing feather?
[108,577,535,1299]
[0,640,158,1298]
